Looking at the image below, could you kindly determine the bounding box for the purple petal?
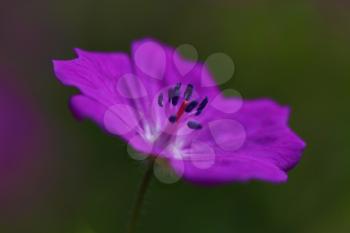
[133,40,166,80]
[231,99,306,171]
[170,156,288,185]
[53,50,151,147]
[70,95,139,138]
[170,98,305,184]
[53,49,133,106]
[131,38,220,99]
[70,95,107,126]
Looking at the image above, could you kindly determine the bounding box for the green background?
[1,0,349,233]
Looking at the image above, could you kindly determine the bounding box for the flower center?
[157,83,208,130]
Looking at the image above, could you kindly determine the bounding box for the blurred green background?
[1,0,350,233]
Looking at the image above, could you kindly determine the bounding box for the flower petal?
[133,40,166,80]
[54,51,149,146]
[53,49,135,106]
[131,38,220,100]
[70,95,141,138]
[230,99,305,171]
[70,95,107,127]
[70,94,155,157]
[170,98,305,184]
[170,155,287,185]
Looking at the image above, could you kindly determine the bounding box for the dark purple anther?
[184,84,193,100]
[197,97,208,111]
[158,93,163,107]
[171,96,179,106]
[185,101,198,112]
[169,115,177,123]
[187,121,202,130]
[195,97,208,115]
[175,83,181,92]
[171,83,181,106]
[168,88,174,103]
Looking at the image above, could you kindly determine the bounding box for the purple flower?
[53,38,305,185]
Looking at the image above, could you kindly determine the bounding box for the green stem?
[127,158,155,233]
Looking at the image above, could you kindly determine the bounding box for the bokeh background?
[1,0,350,232]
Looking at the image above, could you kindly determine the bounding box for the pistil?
[175,100,188,121]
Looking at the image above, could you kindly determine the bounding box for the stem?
[126,158,155,233]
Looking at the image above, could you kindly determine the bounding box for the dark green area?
[2,0,350,232]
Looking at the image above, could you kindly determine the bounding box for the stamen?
[175,82,182,91]
[187,121,202,130]
[195,109,202,116]
[185,101,198,112]
[184,84,193,100]
[158,93,163,107]
[168,88,174,103]
[171,83,182,106]
[197,97,208,111]
[168,115,177,123]
[164,84,207,129]
[195,97,208,115]
[171,96,179,106]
